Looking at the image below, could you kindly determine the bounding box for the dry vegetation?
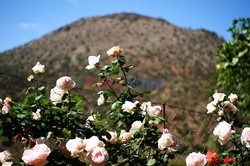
[0,13,223,111]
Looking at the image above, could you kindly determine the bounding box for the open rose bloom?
[186,152,207,166]
[66,137,86,157]
[56,76,76,92]
[88,147,108,166]
[32,62,45,74]
[85,55,101,70]
[106,46,123,58]
[22,144,51,166]
[206,151,219,165]
[213,121,235,145]
[122,101,139,114]
[241,127,250,148]
[158,132,179,152]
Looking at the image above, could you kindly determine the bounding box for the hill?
[0,13,223,111]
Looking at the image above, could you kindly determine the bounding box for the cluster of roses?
[185,92,250,166]
[0,46,181,165]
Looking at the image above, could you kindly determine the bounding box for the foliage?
[186,92,250,166]
[216,18,250,117]
[0,47,178,165]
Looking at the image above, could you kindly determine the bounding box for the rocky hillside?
[0,13,223,111]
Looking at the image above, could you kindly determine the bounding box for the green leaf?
[147,159,156,166]
[111,101,122,110]
[17,114,26,119]
[111,66,120,74]
[38,86,46,95]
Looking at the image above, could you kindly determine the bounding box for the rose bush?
[0,47,179,165]
[186,92,250,165]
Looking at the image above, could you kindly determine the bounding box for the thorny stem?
[117,56,131,96]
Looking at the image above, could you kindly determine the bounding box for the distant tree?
[216,18,250,116]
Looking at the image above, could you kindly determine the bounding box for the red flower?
[224,156,234,164]
[206,151,220,165]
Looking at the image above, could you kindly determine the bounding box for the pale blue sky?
[0,0,249,53]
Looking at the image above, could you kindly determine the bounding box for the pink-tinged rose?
[88,147,108,166]
[130,121,143,133]
[106,46,123,58]
[66,137,86,157]
[1,104,11,114]
[84,136,105,153]
[32,62,45,74]
[158,133,179,151]
[22,144,51,166]
[228,93,238,103]
[119,130,133,142]
[213,92,226,103]
[50,86,64,104]
[206,102,216,114]
[147,105,161,117]
[131,121,143,129]
[186,152,207,166]
[122,101,139,114]
[102,131,117,144]
[85,55,101,70]
[0,150,11,163]
[213,121,235,145]
[56,76,76,92]
[241,127,250,148]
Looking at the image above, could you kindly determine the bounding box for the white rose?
[32,109,41,120]
[130,121,143,133]
[241,127,250,148]
[158,133,175,150]
[85,55,101,70]
[213,92,226,103]
[147,105,161,117]
[206,102,217,114]
[213,121,235,145]
[88,147,109,166]
[56,76,76,92]
[97,94,105,106]
[84,136,105,152]
[119,130,133,142]
[122,101,138,114]
[0,150,11,164]
[228,93,238,103]
[50,86,64,104]
[106,46,123,58]
[32,62,45,74]
[87,114,96,122]
[66,137,86,157]
[102,131,117,144]
[206,102,216,114]
[27,75,34,82]
[185,152,207,166]
[140,101,151,111]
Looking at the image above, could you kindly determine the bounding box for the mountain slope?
[0,13,223,111]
